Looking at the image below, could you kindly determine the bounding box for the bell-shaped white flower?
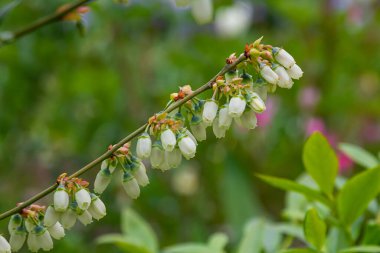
[157,161,171,171]
[24,219,35,233]
[44,205,60,227]
[274,47,295,68]
[160,129,177,152]
[274,66,292,89]
[133,162,149,187]
[213,117,227,139]
[240,110,257,129]
[94,168,112,194]
[165,148,182,168]
[202,100,218,126]
[136,133,152,159]
[101,159,117,174]
[47,222,65,240]
[54,186,69,212]
[0,235,11,253]
[8,214,22,234]
[287,63,303,79]
[218,105,232,129]
[36,229,53,251]
[178,135,196,160]
[88,196,106,220]
[122,177,140,199]
[228,96,246,118]
[150,143,164,169]
[260,65,278,84]
[250,93,266,113]
[60,209,77,229]
[185,129,198,146]
[75,189,91,211]
[9,229,26,252]
[78,210,93,226]
[190,122,207,141]
[27,233,39,253]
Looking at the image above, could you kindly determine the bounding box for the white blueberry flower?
[185,129,198,146]
[228,96,246,118]
[0,235,11,253]
[260,65,279,84]
[274,65,292,89]
[9,229,26,252]
[190,122,207,141]
[54,186,69,212]
[274,47,295,68]
[36,228,53,251]
[60,209,77,229]
[47,222,65,240]
[78,210,93,226]
[150,142,164,169]
[136,133,152,159]
[8,214,22,234]
[213,116,227,139]
[160,129,177,152]
[101,159,117,174]
[27,233,39,252]
[165,148,182,168]
[24,219,35,233]
[202,100,218,126]
[75,189,91,211]
[178,135,197,160]
[250,93,266,113]
[218,105,232,129]
[239,110,257,129]
[94,168,112,194]
[88,195,106,220]
[44,205,60,227]
[122,172,140,199]
[157,161,171,171]
[287,63,303,79]
[133,162,149,187]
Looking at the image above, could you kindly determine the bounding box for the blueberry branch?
[0,53,247,221]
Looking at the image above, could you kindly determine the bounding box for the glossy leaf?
[237,218,265,253]
[162,243,216,253]
[280,249,319,253]
[303,132,338,196]
[339,246,380,253]
[96,234,152,253]
[303,208,326,250]
[339,143,379,168]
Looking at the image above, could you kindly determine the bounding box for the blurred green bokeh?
[0,0,380,252]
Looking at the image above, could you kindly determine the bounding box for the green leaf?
[257,174,332,206]
[337,167,380,225]
[121,208,159,253]
[208,233,228,251]
[96,234,152,253]
[303,132,338,197]
[237,218,265,253]
[303,208,326,250]
[273,223,305,242]
[326,227,351,253]
[280,249,319,253]
[339,246,380,253]
[339,143,379,169]
[162,243,216,253]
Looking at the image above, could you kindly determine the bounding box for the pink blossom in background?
[360,120,380,143]
[298,86,321,110]
[338,151,354,173]
[256,98,276,127]
[305,117,326,136]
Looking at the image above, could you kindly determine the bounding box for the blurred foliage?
[0,0,380,252]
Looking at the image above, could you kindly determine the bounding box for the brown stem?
[0,53,246,221]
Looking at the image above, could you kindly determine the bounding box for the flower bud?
[274,65,292,89]
[165,148,182,168]
[136,133,152,159]
[54,186,69,212]
[78,210,93,226]
[218,105,232,129]
[75,189,91,211]
[94,168,112,194]
[185,129,198,146]
[178,135,196,160]
[190,121,207,141]
[44,205,60,227]
[150,142,164,169]
[213,116,226,139]
[60,209,77,229]
[273,47,295,68]
[250,93,266,113]
[202,100,218,126]
[47,222,65,240]
[8,214,22,234]
[260,65,278,84]
[228,96,246,118]
[122,176,140,199]
[88,196,106,220]
[0,235,11,253]
[133,162,149,186]
[36,228,53,251]
[9,228,26,252]
[240,110,257,129]
[287,63,303,79]
[27,233,39,252]
[160,129,177,152]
